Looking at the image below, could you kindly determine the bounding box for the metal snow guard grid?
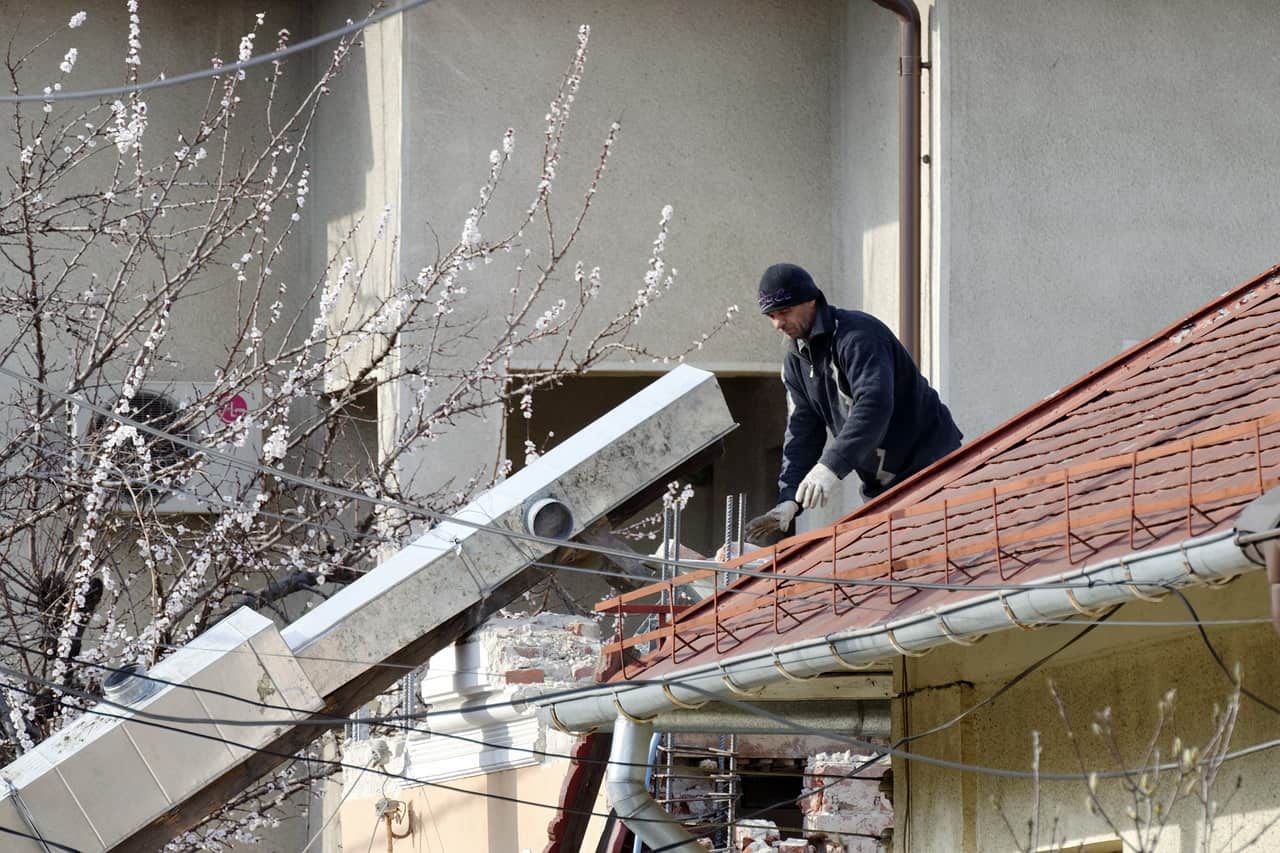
[601,410,1280,676]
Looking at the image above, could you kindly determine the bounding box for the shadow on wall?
[834,1,903,317]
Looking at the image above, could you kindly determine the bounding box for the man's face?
[766,300,818,340]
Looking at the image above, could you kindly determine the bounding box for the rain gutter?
[539,528,1255,732]
[869,0,923,363]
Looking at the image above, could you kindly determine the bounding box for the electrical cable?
[650,606,1122,852]
[0,678,701,829]
[0,636,894,776]
[1171,587,1280,717]
[4,640,1279,785]
[0,824,79,853]
[0,587,1268,740]
[7,446,776,606]
[6,664,1251,853]
[0,378,1201,601]
[6,629,1280,851]
[20,444,1174,612]
[0,1,433,104]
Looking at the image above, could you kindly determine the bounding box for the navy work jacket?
[779,301,962,505]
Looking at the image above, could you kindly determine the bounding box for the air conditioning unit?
[72,381,260,514]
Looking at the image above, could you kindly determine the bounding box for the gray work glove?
[745,500,800,541]
[796,462,839,510]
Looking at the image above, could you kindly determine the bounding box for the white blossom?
[68,11,87,28]
[60,48,78,75]
[460,209,481,249]
[262,425,288,463]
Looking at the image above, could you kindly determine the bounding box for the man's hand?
[796,463,839,509]
[745,500,800,541]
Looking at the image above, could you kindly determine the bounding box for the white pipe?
[606,715,704,853]
[542,529,1253,731]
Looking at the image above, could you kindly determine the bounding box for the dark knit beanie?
[757,263,823,314]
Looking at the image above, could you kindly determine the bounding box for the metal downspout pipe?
[869,0,923,364]
[607,715,704,853]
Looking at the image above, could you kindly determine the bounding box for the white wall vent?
[72,381,259,514]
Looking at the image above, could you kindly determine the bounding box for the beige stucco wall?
[895,573,1280,852]
[340,761,610,852]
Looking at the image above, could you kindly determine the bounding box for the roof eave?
[538,529,1256,732]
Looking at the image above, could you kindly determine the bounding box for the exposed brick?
[572,664,595,680]
[778,841,811,853]
[566,622,584,636]
[511,645,540,658]
[505,668,545,684]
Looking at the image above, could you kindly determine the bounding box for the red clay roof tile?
[603,265,1280,681]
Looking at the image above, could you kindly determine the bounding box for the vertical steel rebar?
[727,732,738,842]
[661,507,671,582]
[722,494,735,588]
[717,733,728,850]
[735,492,747,586]
[724,494,735,559]
[664,500,681,813]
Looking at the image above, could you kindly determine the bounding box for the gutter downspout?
[606,716,703,853]
[1233,486,1280,635]
[870,0,923,364]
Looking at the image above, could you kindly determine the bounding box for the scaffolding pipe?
[649,700,891,735]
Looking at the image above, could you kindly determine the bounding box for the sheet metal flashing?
[0,365,736,852]
[0,608,321,852]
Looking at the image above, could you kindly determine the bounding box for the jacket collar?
[795,301,834,357]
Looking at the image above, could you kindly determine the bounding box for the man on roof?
[745,263,963,542]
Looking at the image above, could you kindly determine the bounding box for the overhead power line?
[0,0,433,104]
[0,366,1203,599]
[4,635,1279,786]
[4,600,1278,852]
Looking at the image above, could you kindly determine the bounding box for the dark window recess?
[737,762,804,837]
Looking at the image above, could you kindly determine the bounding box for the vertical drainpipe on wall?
[865,9,923,849]
[869,0,923,366]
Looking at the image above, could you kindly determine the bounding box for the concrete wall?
[937,0,1280,438]
[895,573,1280,852]
[0,0,315,379]
[376,0,840,504]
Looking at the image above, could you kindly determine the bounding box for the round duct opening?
[103,663,157,707]
[526,497,574,540]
